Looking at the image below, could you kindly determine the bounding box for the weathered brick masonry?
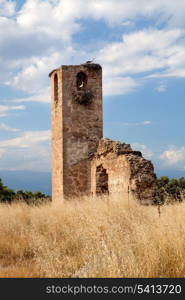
[49,63,156,203]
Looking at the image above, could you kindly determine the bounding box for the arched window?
[96,164,109,195]
[54,73,58,104]
[76,71,87,90]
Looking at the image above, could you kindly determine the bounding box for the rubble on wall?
[92,138,132,158]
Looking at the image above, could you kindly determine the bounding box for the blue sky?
[0,0,185,191]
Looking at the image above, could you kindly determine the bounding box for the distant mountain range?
[0,169,184,196]
[0,170,51,195]
[156,169,185,179]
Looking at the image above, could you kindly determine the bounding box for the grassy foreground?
[0,196,184,278]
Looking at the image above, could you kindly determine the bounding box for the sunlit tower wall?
[49,64,102,202]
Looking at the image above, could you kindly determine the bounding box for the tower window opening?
[54,73,58,104]
[76,71,87,90]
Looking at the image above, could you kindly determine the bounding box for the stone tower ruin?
[49,63,157,204]
[49,64,102,202]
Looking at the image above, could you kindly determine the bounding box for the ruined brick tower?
[49,63,157,204]
[49,63,103,202]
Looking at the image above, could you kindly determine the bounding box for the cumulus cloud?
[16,0,82,39]
[15,0,185,30]
[7,48,80,93]
[4,27,184,98]
[0,130,51,171]
[0,0,184,102]
[159,146,185,168]
[98,29,185,79]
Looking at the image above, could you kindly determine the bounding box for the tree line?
[154,176,185,204]
[0,177,50,205]
[0,176,185,205]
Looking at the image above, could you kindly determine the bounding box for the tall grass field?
[0,196,184,277]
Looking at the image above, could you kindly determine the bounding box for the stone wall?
[50,64,102,201]
[50,68,63,202]
[91,138,157,204]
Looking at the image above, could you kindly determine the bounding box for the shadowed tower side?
[49,64,103,202]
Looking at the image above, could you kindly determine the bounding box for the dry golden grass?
[0,195,184,278]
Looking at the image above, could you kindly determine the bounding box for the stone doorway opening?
[96,164,109,195]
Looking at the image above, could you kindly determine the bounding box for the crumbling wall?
[91,138,157,204]
[127,152,157,204]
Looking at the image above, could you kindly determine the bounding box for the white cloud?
[0,1,84,90]
[159,146,185,167]
[0,105,25,117]
[0,130,51,171]
[7,48,80,93]
[103,76,139,96]
[98,28,185,96]
[0,130,50,148]
[0,0,15,17]
[98,28,185,78]
[132,143,153,160]
[156,81,167,92]
[0,122,20,132]
[148,67,185,79]
[0,0,185,101]
[12,88,50,103]
[46,0,185,28]
[121,121,152,126]
[17,0,81,39]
